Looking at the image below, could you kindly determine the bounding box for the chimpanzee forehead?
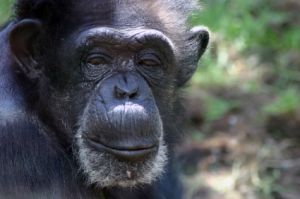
[73,27,176,52]
[69,0,165,31]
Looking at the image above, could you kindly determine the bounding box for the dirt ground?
[177,87,300,199]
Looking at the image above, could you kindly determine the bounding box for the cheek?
[138,67,172,87]
[79,95,110,131]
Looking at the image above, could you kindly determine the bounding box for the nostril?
[114,86,139,99]
[129,88,139,99]
[115,86,127,99]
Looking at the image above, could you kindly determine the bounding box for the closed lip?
[84,137,158,161]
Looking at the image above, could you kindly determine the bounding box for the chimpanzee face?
[66,27,176,187]
[9,0,209,188]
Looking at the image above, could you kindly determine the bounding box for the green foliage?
[193,56,236,88]
[191,0,300,52]
[263,88,300,115]
[190,0,300,91]
[188,3,300,197]
[0,0,14,25]
[190,131,205,143]
[203,95,238,122]
[257,169,281,198]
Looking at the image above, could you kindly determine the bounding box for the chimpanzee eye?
[137,53,162,67]
[86,54,111,66]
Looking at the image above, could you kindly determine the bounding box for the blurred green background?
[1,0,300,198]
[0,0,13,24]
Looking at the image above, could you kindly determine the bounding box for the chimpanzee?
[0,0,209,198]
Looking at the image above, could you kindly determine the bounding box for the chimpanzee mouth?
[77,132,167,187]
[84,137,159,162]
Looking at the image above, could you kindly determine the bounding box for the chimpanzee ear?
[9,19,42,80]
[177,26,210,87]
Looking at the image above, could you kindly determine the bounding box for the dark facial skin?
[49,27,176,161]
[25,26,178,188]
[81,30,172,159]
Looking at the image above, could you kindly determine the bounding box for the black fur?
[0,0,209,198]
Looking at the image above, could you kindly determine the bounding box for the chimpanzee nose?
[114,86,139,99]
[114,75,139,99]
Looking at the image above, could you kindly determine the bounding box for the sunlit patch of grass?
[182,137,285,199]
[191,34,264,93]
